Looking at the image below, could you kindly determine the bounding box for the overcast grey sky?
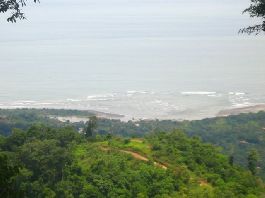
[0,0,261,40]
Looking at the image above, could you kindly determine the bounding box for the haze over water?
[0,0,265,120]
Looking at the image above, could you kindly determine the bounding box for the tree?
[247,149,259,175]
[0,0,39,22]
[85,116,97,138]
[0,153,21,197]
[241,0,265,34]
[19,139,72,183]
[229,155,234,166]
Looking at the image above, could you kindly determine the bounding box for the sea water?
[0,0,265,120]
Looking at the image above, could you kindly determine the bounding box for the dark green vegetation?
[96,112,265,179]
[0,0,39,22]
[0,124,264,197]
[85,116,98,138]
[241,0,265,34]
[0,109,265,197]
[0,109,96,136]
[1,109,265,180]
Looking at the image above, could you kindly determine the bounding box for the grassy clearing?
[73,138,153,173]
[73,143,109,172]
[73,140,155,174]
[73,144,93,172]
[106,138,151,156]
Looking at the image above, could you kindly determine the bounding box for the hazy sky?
[0,0,265,100]
[0,0,261,40]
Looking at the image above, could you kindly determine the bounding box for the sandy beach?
[217,104,265,117]
[49,103,265,124]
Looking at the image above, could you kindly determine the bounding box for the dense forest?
[1,109,265,179]
[0,108,265,197]
[1,124,264,197]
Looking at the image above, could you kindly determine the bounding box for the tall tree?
[0,153,21,197]
[248,149,259,175]
[241,0,265,34]
[0,0,38,22]
[85,116,97,138]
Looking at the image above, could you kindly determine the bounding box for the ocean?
[0,0,265,120]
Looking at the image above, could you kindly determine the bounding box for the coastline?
[0,108,124,123]
[1,103,265,123]
[217,104,265,117]
[97,103,265,121]
[46,103,265,123]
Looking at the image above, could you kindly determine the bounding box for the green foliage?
[0,110,265,175]
[147,131,265,196]
[241,0,265,34]
[107,138,151,156]
[0,153,21,197]
[90,111,265,180]
[74,143,178,197]
[124,138,131,144]
[0,109,265,197]
[248,149,259,175]
[19,139,72,183]
[1,109,265,180]
[0,0,34,22]
[0,109,97,136]
[0,125,264,197]
[85,116,97,138]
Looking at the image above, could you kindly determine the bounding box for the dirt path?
[125,151,208,185]
[131,138,144,143]
[154,162,167,170]
[199,179,210,187]
[121,150,149,161]
[100,145,211,186]
[101,146,212,186]
[120,150,167,170]
[100,146,167,169]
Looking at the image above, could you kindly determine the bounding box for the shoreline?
[0,107,124,122]
[1,104,265,123]
[56,104,265,123]
[217,104,265,117]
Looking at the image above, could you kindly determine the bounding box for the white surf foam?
[86,94,116,101]
[67,99,82,102]
[181,91,217,95]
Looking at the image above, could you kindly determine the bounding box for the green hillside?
[1,124,264,197]
[1,109,264,179]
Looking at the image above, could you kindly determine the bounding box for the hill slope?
[0,108,265,179]
[0,125,264,197]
